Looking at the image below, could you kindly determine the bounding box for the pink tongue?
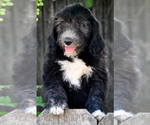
[65,46,75,53]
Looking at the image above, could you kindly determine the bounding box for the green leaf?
[0,96,11,103]
[0,85,12,91]
[0,11,6,15]
[39,2,44,6]
[37,8,40,12]
[0,96,17,107]
[36,11,39,15]
[0,8,6,12]
[0,112,8,115]
[1,3,7,6]
[36,85,43,90]
[37,3,40,6]
[84,0,94,8]
[37,111,41,115]
[37,96,45,107]
[6,2,14,6]
[4,0,11,2]
[0,18,4,22]
[37,96,42,103]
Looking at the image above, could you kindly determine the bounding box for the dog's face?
[55,14,92,57]
[48,4,105,57]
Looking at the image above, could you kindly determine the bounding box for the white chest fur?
[57,58,93,88]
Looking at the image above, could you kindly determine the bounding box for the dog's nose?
[64,37,73,45]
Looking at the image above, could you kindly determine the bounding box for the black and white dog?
[43,4,108,119]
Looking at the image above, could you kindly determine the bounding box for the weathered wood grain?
[37,109,97,125]
[98,113,113,125]
[0,109,36,125]
[120,113,150,125]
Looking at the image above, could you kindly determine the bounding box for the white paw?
[114,109,133,117]
[25,106,36,115]
[92,110,105,121]
[49,106,64,115]
[114,109,134,122]
[92,110,105,117]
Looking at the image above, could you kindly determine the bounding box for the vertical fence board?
[37,109,97,125]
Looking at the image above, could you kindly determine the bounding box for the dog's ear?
[89,19,105,55]
[48,20,57,54]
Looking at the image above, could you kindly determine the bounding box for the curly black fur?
[43,4,108,115]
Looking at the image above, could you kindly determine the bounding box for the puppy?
[43,4,108,120]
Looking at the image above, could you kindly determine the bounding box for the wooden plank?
[37,109,97,125]
[43,0,54,54]
[98,113,113,125]
[120,113,150,125]
[0,109,36,125]
[54,0,67,13]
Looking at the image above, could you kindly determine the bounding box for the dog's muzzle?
[63,37,76,53]
[64,37,73,46]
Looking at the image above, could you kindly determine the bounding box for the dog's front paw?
[49,102,68,115]
[49,106,65,115]
[114,109,133,122]
[25,106,36,115]
[92,110,105,122]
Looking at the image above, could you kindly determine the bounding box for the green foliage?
[0,85,15,116]
[84,0,94,8]
[36,0,44,21]
[37,85,44,115]
[0,85,12,91]
[37,0,43,7]
[0,85,45,116]
[76,0,94,8]
[0,96,17,107]
[36,85,43,90]
[36,0,94,21]
[0,0,14,22]
[0,111,8,115]
[37,111,41,115]
[37,96,45,107]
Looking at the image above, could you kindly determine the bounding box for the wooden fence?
[0,109,150,125]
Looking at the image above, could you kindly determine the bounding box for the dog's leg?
[85,82,106,121]
[45,84,68,115]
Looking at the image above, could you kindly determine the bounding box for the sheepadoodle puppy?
[43,4,108,119]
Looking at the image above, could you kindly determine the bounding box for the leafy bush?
[0,85,17,116]
[0,0,14,22]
